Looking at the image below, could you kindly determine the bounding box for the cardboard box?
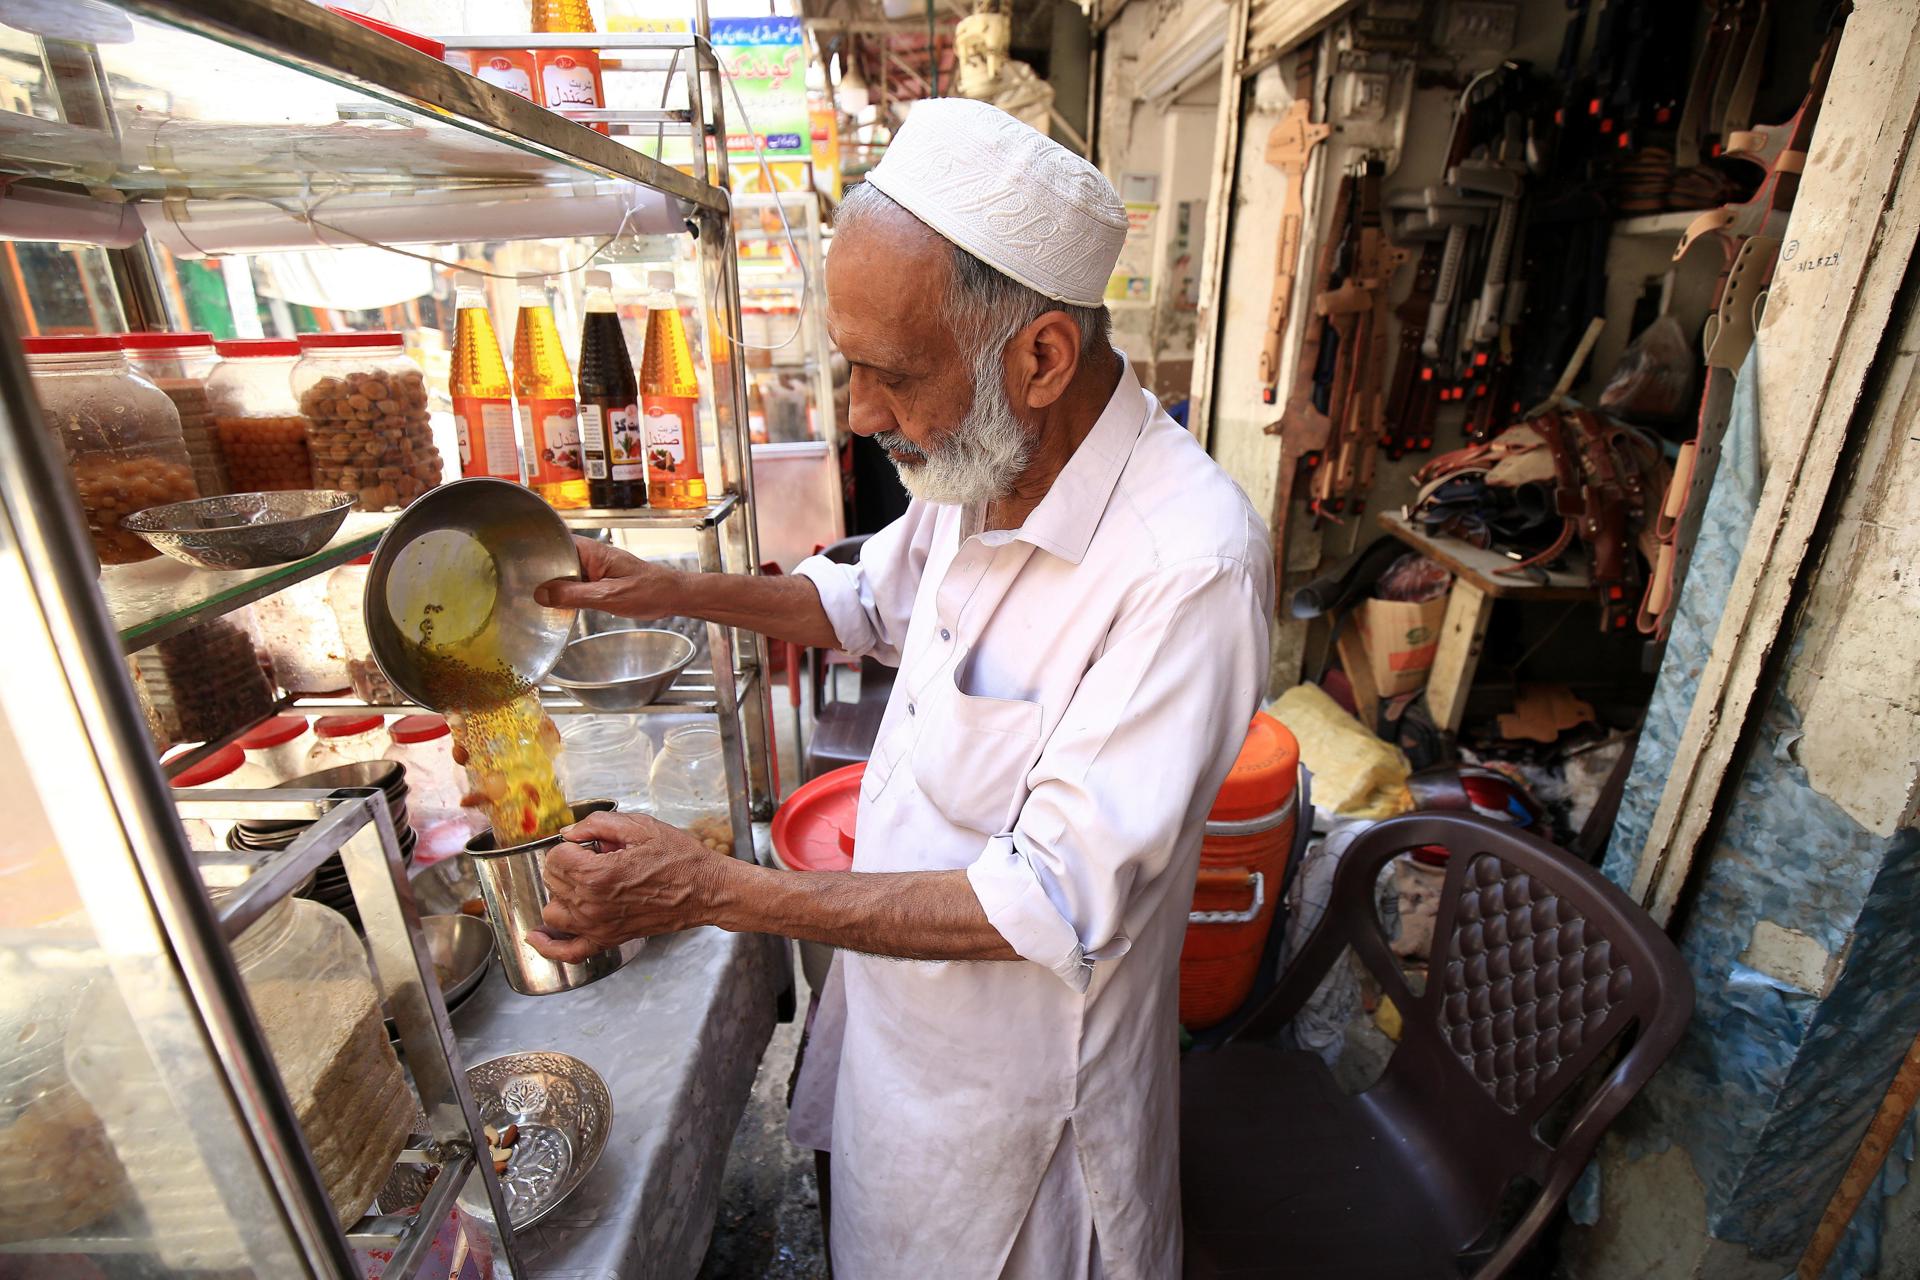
[1356,594,1449,697]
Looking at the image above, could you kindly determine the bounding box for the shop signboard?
[711,17,810,163]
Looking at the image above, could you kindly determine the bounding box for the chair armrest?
[1227,909,1355,1044]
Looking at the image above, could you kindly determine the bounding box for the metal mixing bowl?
[547,629,696,711]
[409,854,483,917]
[458,1050,614,1229]
[122,490,354,569]
[420,913,494,1008]
[363,478,579,710]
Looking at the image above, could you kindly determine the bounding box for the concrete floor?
[697,655,829,1278]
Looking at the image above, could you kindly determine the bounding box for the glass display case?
[0,1,773,1274]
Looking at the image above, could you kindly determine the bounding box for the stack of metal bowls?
[227,760,415,930]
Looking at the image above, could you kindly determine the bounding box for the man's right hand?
[534,535,684,620]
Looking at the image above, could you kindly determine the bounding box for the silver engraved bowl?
[458,1051,613,1229]
[122,490,354,569]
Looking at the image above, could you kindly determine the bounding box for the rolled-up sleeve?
[792,504,931,666]
[966,555,1272,991]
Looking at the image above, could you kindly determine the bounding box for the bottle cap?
[586,269,613,291]
[518,282,550,304]
[455,271,484,291]
[170,745,247,787]
[648,270,675,293]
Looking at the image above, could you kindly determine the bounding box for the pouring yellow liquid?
[392,530,574,845]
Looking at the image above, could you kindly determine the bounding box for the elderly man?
[531,98,1273,1277]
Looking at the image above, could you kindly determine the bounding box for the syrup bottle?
[530,0,609,134]
[450,274,522,482]
[577,269,643,508]
[639,270,707,509]
[511,284,587,509]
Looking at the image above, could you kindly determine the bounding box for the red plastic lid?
[236,716,308,750]
[347,553,373,566]
[324,6,446,58]
[22,335,121,354]
[171,745,246,787]
[119,332,214,352]
[771,763,861,872]
[390,714,450,744]
[298,331,403,350]
[215,338,301,358]
[1208,712,1301,823]
[314,713,385,738]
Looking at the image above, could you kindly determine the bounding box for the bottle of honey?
[577,269,643,508]
[530,0,609,134]
[450,273,522,482]
[639,270,707,509]
[511,284,588,509]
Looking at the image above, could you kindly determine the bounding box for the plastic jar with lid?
[649,723,732,855]
[293,333,442,511]
[169,743,276,849]
[207,338,315,492]
[120,333,228,498]
[326,556,403,704]
[383,715,482,863]
[236,715,314,783]
[24,335,200,566]
[560,715,654,814]
[68,893,414,1241]
[253,572,352,695]
[306,713,391,771]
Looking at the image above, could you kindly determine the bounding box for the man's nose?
[846,387,896,439]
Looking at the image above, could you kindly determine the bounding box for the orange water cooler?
[1179,712,1301,1029]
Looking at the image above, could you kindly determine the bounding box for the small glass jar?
[253,573,352,695]
[306,714,390,771]
[24,335,200,566]
[293,333,442,511]
[121,332,228,498]
[560,715,654,813]
[326,557,403,704]
[649,723,732,855]
[207,338,315,492]
[383,714,482,863]
[236,715,314,783]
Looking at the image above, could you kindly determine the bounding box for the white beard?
[873,347,1031,506]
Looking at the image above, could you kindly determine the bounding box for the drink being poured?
[392,530,574,845]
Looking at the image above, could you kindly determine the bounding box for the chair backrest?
[1252,812,1693,1252]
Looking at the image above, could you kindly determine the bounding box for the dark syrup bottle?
[577,269,644,507]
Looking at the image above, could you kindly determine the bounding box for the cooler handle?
[1189,870,1265,926]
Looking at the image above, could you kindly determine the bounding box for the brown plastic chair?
[1181,812,1693,1279]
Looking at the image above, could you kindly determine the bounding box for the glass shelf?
[107,510,392,653]
[0,0,721,212]
[290,666,758,718]
[560,492,739,531]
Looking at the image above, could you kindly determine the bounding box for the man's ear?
[1009,311,1082,411]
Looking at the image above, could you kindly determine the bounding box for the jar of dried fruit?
[207,338,315,492]
[648,724,732,855]
[24,335,200,566]
[120,332,228,498]
[292,333,443,511]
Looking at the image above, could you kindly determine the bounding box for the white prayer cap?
[866,97,1126,309]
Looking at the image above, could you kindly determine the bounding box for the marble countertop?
[455,925,789,1280]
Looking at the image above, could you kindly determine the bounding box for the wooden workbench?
[1374,512,1594,732]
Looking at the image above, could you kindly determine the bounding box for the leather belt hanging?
[1638,34,1836,637]
[1382,243,1443,460]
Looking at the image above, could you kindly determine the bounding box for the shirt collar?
[970,355,1147,565]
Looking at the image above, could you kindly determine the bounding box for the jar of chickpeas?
[292,333,442,512]
[120,333,228,498]
[24,335,200,566]
[207,339,315,492]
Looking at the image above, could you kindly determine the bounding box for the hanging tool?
[1256,61,1333,405]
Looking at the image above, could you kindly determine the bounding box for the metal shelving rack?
[0,1,770,1274]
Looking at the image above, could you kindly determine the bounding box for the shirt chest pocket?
[908,676,1043,840]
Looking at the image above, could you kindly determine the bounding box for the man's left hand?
[527,810,733,963]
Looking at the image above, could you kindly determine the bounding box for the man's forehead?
[827,221,950,363]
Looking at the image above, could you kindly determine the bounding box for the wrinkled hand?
[527,810,734,963]
[533,535,684,620]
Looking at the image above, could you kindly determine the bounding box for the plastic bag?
[1600,314,1694,424]
[1271,684,1414,819]
[1375,553,1451,603]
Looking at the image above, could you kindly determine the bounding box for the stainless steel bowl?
[547,629,696,711]
[458,1051,613,1229]
[409,854,483,918]
[122,490,354,569]
[421,913,494,1008]
[363,478,579,711]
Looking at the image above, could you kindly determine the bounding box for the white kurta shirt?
[790,361,1273,1279]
